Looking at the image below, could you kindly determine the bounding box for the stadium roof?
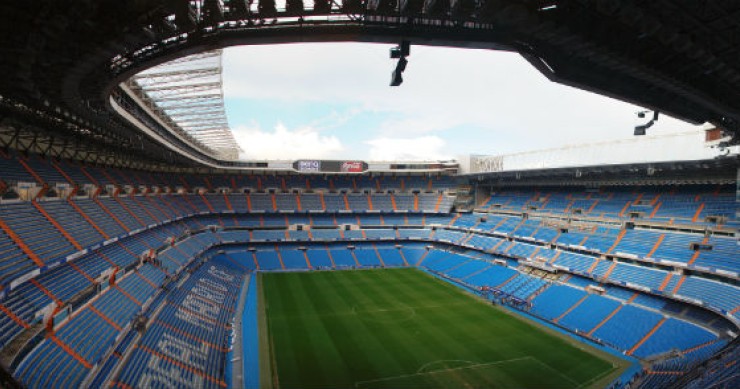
[126,50,240,160]
[0,1,739,169]
[466,128,738,174]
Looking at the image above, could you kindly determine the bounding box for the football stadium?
[0,1,738,389]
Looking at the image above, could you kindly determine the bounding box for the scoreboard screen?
[293,160,368,173]
[297,160,321,172]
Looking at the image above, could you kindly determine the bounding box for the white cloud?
[223,43,701,161]
[233,123,343,160]
[306,107,364,132]
[365,136,451,161]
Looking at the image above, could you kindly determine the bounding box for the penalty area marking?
[353,356,534,388]
[528,356,581,387]
[416,360,479,374]
[571,364,619,389]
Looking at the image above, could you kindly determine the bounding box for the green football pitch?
[258,268,628,389]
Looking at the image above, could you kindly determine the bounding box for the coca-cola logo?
[341,161,363,172]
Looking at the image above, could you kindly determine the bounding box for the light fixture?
[389,41,410,87]
[634,111,659,136]
[390,57,407,86]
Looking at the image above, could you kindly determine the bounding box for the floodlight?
[634,111,659,136]
[634,118,655,136]
[390,57,408,86]
[400,41,410,56]
[389,42,410,86]
[396,56,408,72]
[390,70,403,86]
[390,41,410,57]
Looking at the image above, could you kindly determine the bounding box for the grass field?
[259,268,627,388]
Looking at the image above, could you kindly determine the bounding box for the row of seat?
[415,249,722,360]
[443,226,740,321]
[3,194,728,308]
[0,199,735,378]
[453,211,740,275]
[0,195,455,287]
[198,223,740,324]
[0,221,203,350]
[2,213,737,360]
[214,226,739,325]
[479,185,736,227]
[112,256,248,389]
[0,152,456,191]
[634,340,729,388]
[14,261,170,389]
[8,227,730,388]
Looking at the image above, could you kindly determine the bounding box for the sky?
[222,42,700,162]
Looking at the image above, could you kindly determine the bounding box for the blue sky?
[222,43,696,161]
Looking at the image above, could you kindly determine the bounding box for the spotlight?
[634,111,659,136]
[389,41,410,87]
[390,57,408,86]
[390,41,410,59]
[390,47,403,59]
[395,56,408,73]
[634,124,649,136]
[390,69,403,86]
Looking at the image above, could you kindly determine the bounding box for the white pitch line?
[574,365,619,389]
[353,356,534,388]
[270,301,469,320]
[415,359,478,374]
[528,357,581,387]
[353,305,417,323]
